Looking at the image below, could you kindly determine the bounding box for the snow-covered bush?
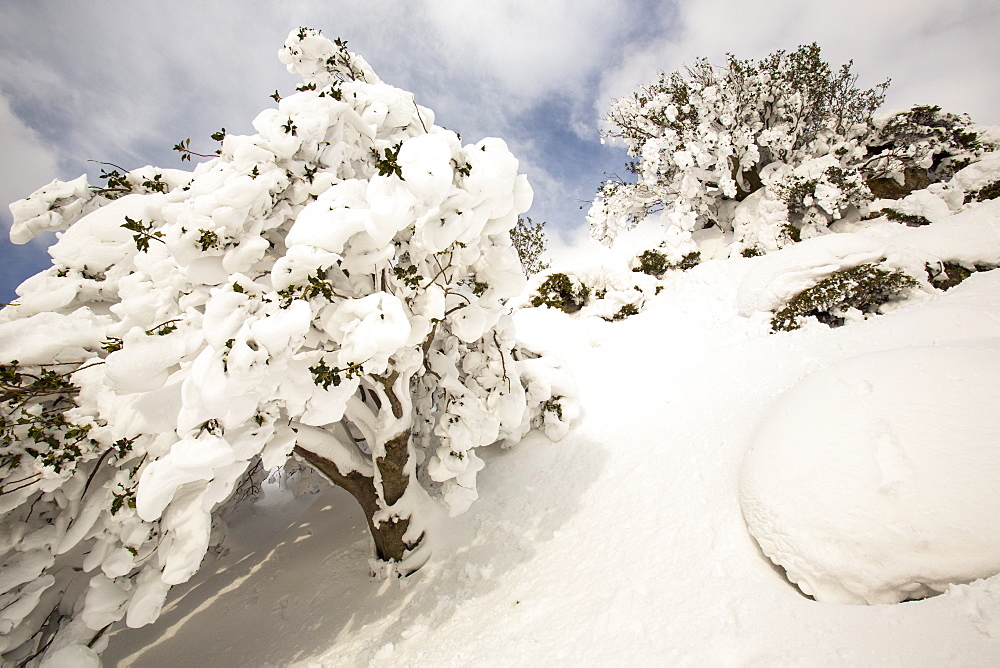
[770,161,869,231]
[740,196,1000,323]
[925,261,974,290]
[605,303,641,322]
[530,273,591,313]
[873,208,932,226]
[633,249,671,276]
[770,263,918,331]
[943,153,1000,204]
[925,260,997,291]
[632,248,700,276]
[863,105,991,199]
[524,256,662,323]
[0,28,576,664]
[590,43,888,258]
[968,179,1000,203]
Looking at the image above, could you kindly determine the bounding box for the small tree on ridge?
[589,43,889,257]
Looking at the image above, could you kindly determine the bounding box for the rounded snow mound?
[740,345,1000,604]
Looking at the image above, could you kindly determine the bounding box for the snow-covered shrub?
[633,249,670,276]
[770,161,870,232]
[863,105,991,199]
[739,196,1000,324]
[515,353,579,443]
[731,188,795,257]
[925,261,974,290]
[530,272,590,313]
[968,179,1000,203]
[925,261,998,291]
[0,28,577,664]
[604,303,641,322]
[863,186,959,229]
[945,154,1000,204]
[770,263,918,331]
[590,43,888,258]
[632,248,700,276]
[523,252,663,323]
[873,208,932,226]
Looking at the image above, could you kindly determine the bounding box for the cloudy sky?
[2,0,998,301]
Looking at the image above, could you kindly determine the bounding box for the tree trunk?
[731,156,764,201]
[293,437,421,564]
[865,166,931,200]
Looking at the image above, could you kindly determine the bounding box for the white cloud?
[421,0,632,100]
[0,3,299,168]
[0,90,60,299]
[0,92,59,212]
[596,0,1000,126]
[0,2,629,176]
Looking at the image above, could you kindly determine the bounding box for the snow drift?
[741,342,1000,604]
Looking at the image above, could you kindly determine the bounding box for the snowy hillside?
[101,205,1000,665]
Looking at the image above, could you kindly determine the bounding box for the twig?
[80,448,113,500]
[493,331,510,386]
[0,472,42,497]
[422,253,452,290]
[413,96,428,133]
[88,159,131,173]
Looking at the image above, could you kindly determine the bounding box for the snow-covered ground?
[102,244,1000,665]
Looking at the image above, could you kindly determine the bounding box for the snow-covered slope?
[102,240,1000,665]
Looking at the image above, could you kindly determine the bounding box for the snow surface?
[742,339,1000,605]
[101,231,1000,665]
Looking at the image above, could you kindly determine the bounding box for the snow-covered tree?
[0,28,575,664]
[510,216,551,276]
[590,43,888,257]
